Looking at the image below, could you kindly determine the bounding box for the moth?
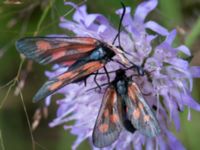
[16,37,128,102]
[93,69,160,147]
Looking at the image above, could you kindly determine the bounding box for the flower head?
[45,0,200,149]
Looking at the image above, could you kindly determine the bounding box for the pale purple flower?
[44,0,200,149]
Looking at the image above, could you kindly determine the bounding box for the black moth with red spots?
[93,69,160,148]
[16,37,128,101]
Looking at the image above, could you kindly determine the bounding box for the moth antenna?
[111,1,144,69]
[112,0,126,46]
[94,64,144,75]
[86,83,110,92]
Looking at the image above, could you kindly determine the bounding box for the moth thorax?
[116,80,127,95]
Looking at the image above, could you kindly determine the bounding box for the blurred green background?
[0,0,200,150]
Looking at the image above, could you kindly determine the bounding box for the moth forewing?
[127,82,160,137]
[16,37,123,102]
[92,86,123,148]
[33,61,104,102]
[105,43,129,65]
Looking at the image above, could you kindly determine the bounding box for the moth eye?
[144,115,150,123]
[110,114,119,123]
[36,41,51,51]
[98,123,109,133]
[133,108,140,119]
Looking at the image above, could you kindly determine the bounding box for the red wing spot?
[138,102,144,110]
[82,61,104,75]
[52,51,66,60]
[131,83,140,92]
[126,107,128,113]
[59,62,103,80]
[58,71,78,80]
[58,43,70,47]
[133,108,140,119]
[60,45,96,53]
[76,37,97,45]
[48,81,63,91]
[110,114,119,123]
[75,45,96,53]
[105,88,117,105]
[82,61,102,70]
[144,115,150,122]
[110,90,117,105]
[98,123,109,133]
[128,86,136,103]
[62,60,76,66]
[103,109,109,118]
[82,62,95,70]
[36,41,52,51]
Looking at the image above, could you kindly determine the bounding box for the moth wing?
[33,61,104,102]
[126,82,160,137]
[16,37,99,66]
[93,86,122,148]
[118,95,136,133]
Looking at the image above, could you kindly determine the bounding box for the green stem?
[34,1,53,35]
[185,17,200,48]
[0,130,5,150]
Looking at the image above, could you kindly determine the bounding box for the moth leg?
[110,58,127,68]
[144,70,153,82]
[94,71,101,91]
[83,78,87,87]
[136,66,145,76]
[103,66,110,84]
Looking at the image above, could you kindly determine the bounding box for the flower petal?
[182,93,200,111]
[165,29,177,45]
[165,131,186,150]
[175,45,191,56]
[134,0,158,23]
[145,21,169,36]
